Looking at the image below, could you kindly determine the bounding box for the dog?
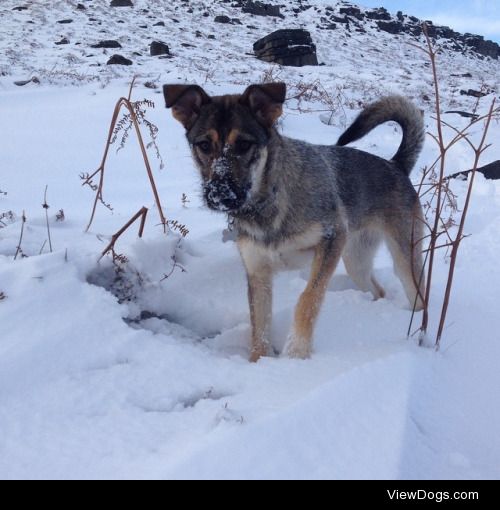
[163,82,425,362]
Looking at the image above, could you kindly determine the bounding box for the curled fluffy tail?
[337,96,425,175]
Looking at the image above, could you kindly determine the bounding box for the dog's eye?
[235,139,253,153]
[196,141,211,153]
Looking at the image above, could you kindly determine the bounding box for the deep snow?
[1,0,500,480]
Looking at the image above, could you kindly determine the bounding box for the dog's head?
[163,82,286,213]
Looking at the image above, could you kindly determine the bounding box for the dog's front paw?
[249,343,271,363]
[284,334,312,360]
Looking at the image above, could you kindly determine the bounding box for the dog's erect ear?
[163,84,211,130]
[240,82,286,128]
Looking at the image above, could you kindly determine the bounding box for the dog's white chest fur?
[238,223,324,272]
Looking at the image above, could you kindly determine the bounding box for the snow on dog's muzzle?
[204,155,249,212]
[203,173,248,212]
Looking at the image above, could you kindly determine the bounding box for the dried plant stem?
[84,98,124,232]
[83,77,167,233]
[43,185,53,253]
[14,210,26,260]
[419,25,444,338]
[99,206,148,262]
[408,24,499,348]
[436,99,496,346]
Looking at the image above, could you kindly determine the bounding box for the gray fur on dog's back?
[238,135,420,243]
[337,96,424,175]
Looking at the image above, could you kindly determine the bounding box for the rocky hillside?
[1,0,499,113]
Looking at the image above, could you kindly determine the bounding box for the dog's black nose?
[204,177,247,212]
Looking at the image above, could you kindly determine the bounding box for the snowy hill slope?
[1,0,500,479]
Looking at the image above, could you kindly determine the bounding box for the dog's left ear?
[240,82,286,128]
[163,84,211,130]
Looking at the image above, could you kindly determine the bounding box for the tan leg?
[286,233,346,359]
[238,239,273,362]
[343,228,385,300]
[384,204,426,311]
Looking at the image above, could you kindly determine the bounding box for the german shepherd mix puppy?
[163,82,425,362]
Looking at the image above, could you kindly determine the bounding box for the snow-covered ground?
[1,0,500,479]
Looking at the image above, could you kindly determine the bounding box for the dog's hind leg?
[384,206,426,311]
[342,228,386,300]
[286,231,346,359]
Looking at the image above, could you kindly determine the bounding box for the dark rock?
[153,21,165,26]
[444,110,479,120]
[107,54,132,65]
[110,0,133,6]
[57,19,73,24]
[76,3,86,10]
[408,25,423,37]
[55,37,70,45]
[150,40,169,56]
[396,11,404,22]
[463,34,499,59]
[14,77,40,86]
[331,15,349,24]
[243,1,284,18]
[253,29,318,67]
[339,6,363,20]
[91,40,122,49]
[12,6,29,11]
[377,21,404,35]
[460,89,487,98]
[451,72,473,78]
[366,8,391,21]
[436,26,459,40]
[449,161,500,180]
[214,15,231,24]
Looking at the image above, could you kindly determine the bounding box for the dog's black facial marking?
[184,95,272,213]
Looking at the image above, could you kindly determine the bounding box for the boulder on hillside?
[107,54,132,65]
[110,0,133,6]
[91,40,122,49]
[253,29,318,67]
[243,1,284,19]
[150,41,169,56]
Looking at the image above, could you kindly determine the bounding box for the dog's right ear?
[163,84,211,130]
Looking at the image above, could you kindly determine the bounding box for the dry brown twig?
[81,76,167,233]
[99,206,148,263]
[14,210,27,261]
[42,185,53,253]
[408,24,499,348]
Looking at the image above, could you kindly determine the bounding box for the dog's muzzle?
[203,174,248,212]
